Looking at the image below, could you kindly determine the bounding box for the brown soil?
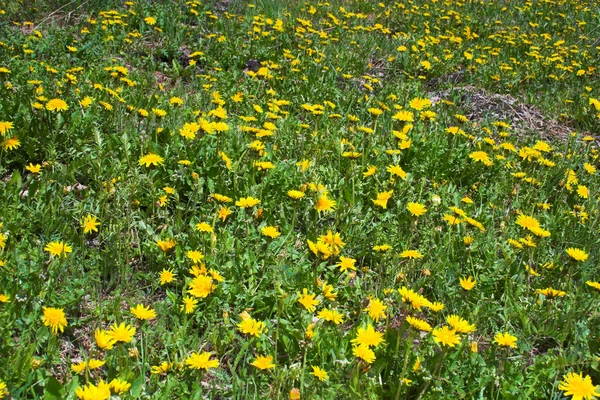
[429,86,592,141]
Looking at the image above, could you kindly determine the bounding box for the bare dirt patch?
[429,86,590,141]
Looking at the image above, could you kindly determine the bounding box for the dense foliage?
[1,0,600,398]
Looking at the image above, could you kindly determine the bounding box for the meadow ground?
[1,0,600,398]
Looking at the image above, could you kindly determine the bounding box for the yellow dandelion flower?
[94,329,116,350]
[494,332,518,348]
[287,190,305,199]
[566,248,588,262]
[316,308,344,324]
[261,225,280,239]
[186,250,204,263]
[75,380,111,400]
[409,97,432,110]
[364,298,387,322]
[407,202,427,217]
[187,274,214,298]
[400,250,423,259]
[180,296,198,314]
[236,196,261,208]
[251,355,275,370]
[46,98,69,111]
[315,194,336,213]
[139,153,164,167]
[44,241,73,258]
[25,163,42,174]
[151,361,173,375]
[406,316,432,332]
[3,137,20,150]
[432,326,461,347]
[459,276,476,290]
[159,268,176,285]
[352,344,376,364]
[130,304,156,321]
[42,307,67,334]
[311,366,329,381]
[298,289,319,312]
[186,352,219,370]
[0,121,14,136]
[108,322,136,343]
[558,372,600,400]
[81,214,100,234]
[336,256,356,272]
[351,325,385,348]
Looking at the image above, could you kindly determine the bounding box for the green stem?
[395,331,412,400]
[416,348,445,400]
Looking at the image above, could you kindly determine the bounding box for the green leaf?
[8,171,21,188]
[43,377,64,399]
[130,374,145,398]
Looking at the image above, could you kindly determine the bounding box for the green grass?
[0,0,599,398]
